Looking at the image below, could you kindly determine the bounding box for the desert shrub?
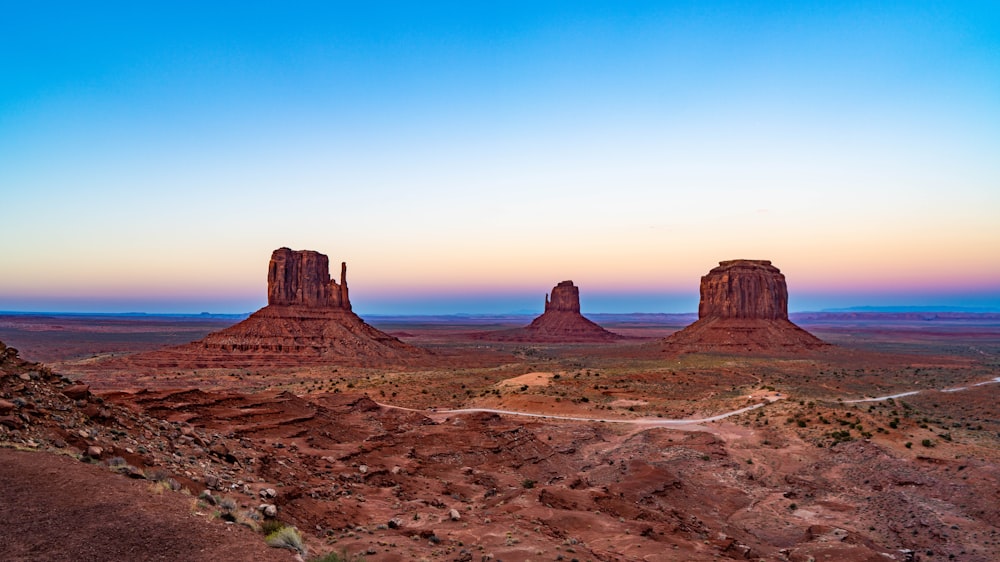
[522,479,536,489]
[260,519,285,535]
[904,442,912,448]
[107,456,127,468]
[266,526,307,555]
[921,439,935,448]
[219,497,238,512]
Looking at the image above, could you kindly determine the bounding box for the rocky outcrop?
[267,248,350,310]
[128,248,426,367]
[478,281,623,342]
[545,281,580,313]
[664,260,827,352]
[698,260,787,320]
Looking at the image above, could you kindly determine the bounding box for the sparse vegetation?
[266,526,307,555]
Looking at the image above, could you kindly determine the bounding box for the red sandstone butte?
[479,281,623,342]
[663,260,827,352]
[129,248,426,367]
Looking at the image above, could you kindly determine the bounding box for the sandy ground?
[0,448,294,562]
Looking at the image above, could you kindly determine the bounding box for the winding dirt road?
[380,375,1000,428]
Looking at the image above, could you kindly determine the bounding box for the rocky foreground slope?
[7,331,1000,561]
[0,340,295,561]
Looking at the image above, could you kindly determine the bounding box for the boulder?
[61,384,91,401]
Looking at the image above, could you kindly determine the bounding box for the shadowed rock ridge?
[480,281,623,342]
[128,248,425,366]
[664,260,827,351]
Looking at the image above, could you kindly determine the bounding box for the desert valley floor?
[2,312,999,561]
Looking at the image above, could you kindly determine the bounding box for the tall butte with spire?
[662,260,827,352]
[131,248,425,367]
[480,280,623,342]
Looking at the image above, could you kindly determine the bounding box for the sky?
[2,1,998,315]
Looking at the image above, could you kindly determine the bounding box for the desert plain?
[2,288,1000,562]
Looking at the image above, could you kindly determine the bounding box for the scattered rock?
[61,384,91,400]
[0,399,15,413]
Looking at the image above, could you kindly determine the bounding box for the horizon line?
[3,305,1000,318]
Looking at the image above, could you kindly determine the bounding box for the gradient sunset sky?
[2,2,998,314]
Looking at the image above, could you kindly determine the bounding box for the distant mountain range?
[820,306,1000,313]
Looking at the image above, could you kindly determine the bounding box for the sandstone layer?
[128,248,425,367]
[664,260,827,352]
[479,281,623,342]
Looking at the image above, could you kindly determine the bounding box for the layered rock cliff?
[545,281,581,313]
[664,260,827,352]
[267,248,350,310]
[698,260,787,320]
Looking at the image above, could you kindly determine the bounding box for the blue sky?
[2,2,999,314]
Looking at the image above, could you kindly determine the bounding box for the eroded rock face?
[545,281,581,313]
[267,248,350,310]
[698,260,787,320]
[664,260,827,352]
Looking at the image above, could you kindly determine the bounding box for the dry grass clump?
[265,525,307,556]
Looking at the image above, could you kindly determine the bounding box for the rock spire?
[545,281,581,313]
[478,281,623,342]
[267,248,350,310]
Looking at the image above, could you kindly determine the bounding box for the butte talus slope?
[663,260,828,352]
[482,280,623,342]
[130,248,426,367]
